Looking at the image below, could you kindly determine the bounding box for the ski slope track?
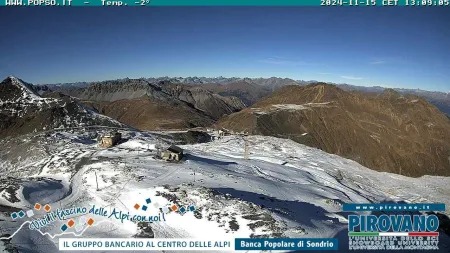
[0,131,450,252]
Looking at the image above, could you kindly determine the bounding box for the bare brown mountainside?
[82,97,214,130]
[160,83,246,119]
[217,83,450,177]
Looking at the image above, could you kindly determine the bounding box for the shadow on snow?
[186,154,238,166]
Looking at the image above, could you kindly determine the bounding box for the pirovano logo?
[344,203,444,251]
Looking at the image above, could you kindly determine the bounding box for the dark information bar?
[2,0,450,6]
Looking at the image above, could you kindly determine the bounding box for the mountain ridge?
[73,79,244,117]
[37,76,450,115]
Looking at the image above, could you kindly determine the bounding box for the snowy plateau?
[0,130,450,252]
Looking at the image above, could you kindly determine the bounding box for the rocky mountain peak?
[0,76,44,103]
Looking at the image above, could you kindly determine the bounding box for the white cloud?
[341,75,363,80]
[370,60,386,65]
[369,57,412,65]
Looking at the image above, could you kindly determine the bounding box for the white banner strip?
[59,238,235,251]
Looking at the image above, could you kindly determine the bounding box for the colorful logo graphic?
[3,197,196,240]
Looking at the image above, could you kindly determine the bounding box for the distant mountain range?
[37,76,302,91]
[38,76,450,116]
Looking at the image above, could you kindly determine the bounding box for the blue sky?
[0,7,449,91]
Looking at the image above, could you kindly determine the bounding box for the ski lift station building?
[99,131,122,148]
[161,145,184,161]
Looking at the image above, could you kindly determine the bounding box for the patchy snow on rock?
[10,76,42,100]
[6,76,58,105]
[251,102,335,114]
[272,104,309,110]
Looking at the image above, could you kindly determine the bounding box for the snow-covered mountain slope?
[0,76,127,139]
[0,131,449,252]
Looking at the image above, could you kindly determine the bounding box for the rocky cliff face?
[197,80,272,106]
[218,83,450,177]
[162,84,246,119]
[66,79,168,102]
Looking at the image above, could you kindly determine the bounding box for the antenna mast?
[244,135,249,160]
